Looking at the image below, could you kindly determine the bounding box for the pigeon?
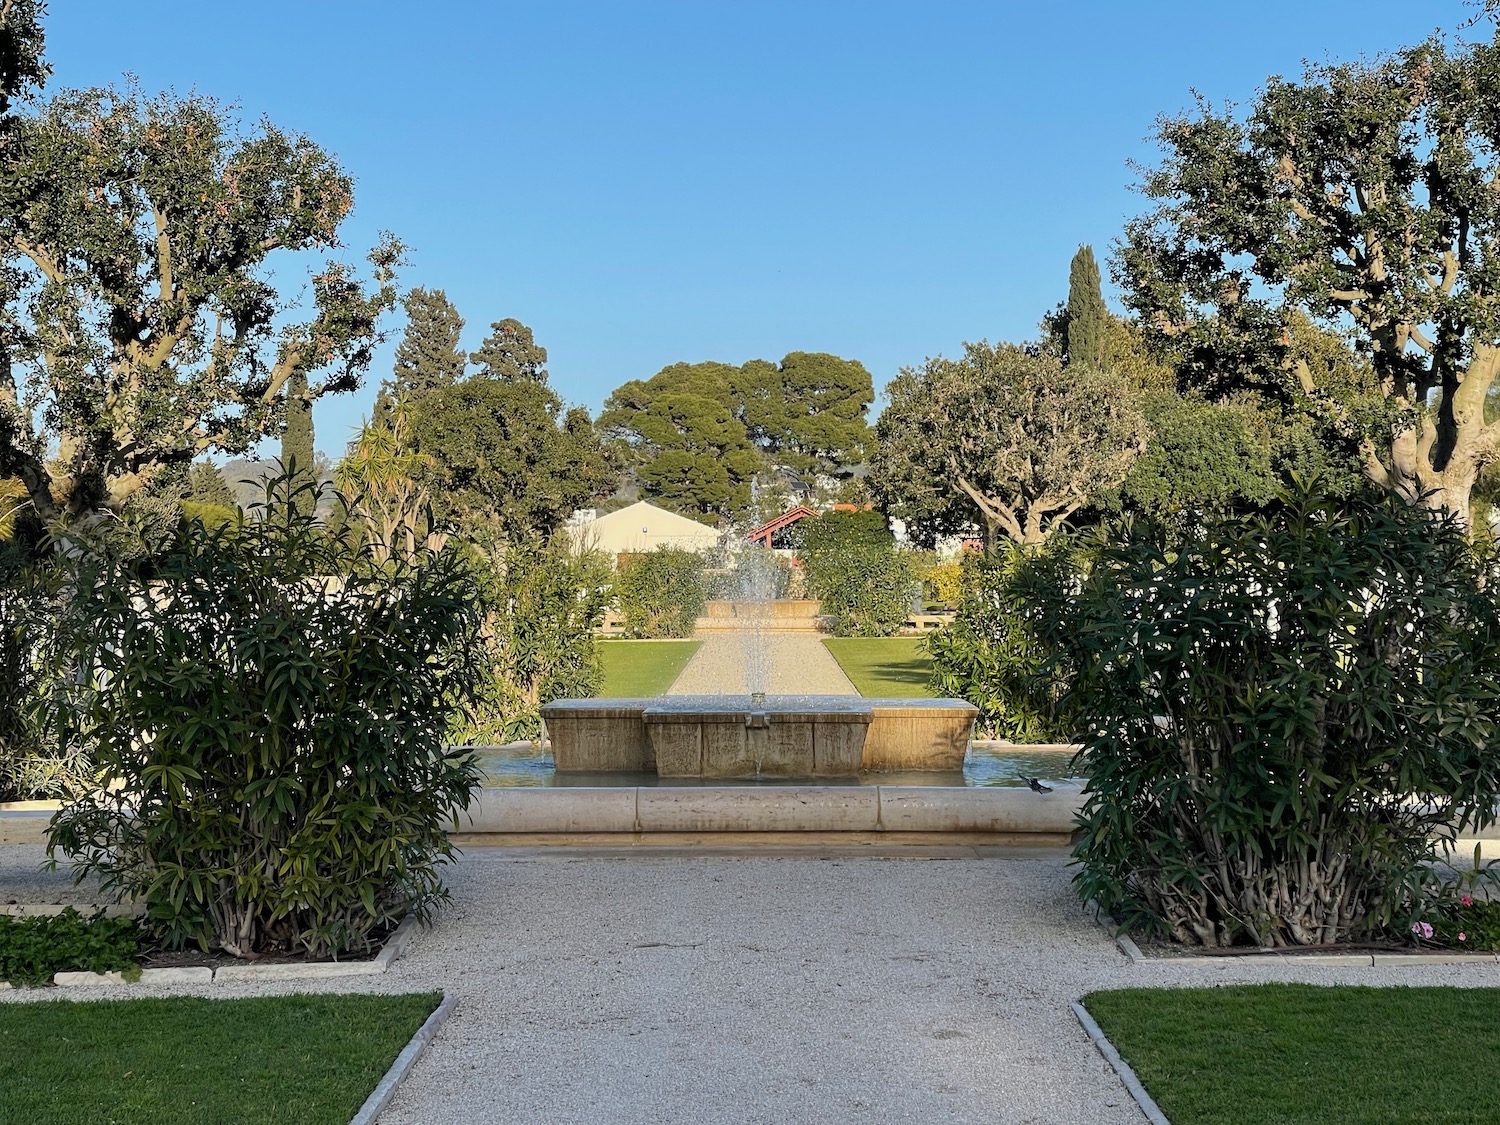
[1026,777,1053,793]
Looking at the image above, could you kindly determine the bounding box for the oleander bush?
[455,536,610,742]
[1041,487,1500,948]
[798,509,917,637]
[47,491,489,959]
[614,546,706,638]
[0,560,88,802]
[0,909,141,988]
[925,543,1077,741]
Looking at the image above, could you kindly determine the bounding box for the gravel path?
[667,633,858,695]
[5,843,1499,1124]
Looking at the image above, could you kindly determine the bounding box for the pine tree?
[390,288,466,405]
[185,461,235,507]
[280,368,316,516]
[471,318,548,383]
[1065,245,1107,370]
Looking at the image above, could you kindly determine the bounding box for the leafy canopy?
[0,84,400,525]
[1118,31,1500,524]
[872,343,1148,546]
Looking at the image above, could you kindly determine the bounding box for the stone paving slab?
[668,633,857,696]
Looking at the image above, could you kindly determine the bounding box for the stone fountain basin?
[541,695,978,778]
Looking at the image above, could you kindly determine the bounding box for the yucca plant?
[47,481,487,959]
[1044,486,1500,948]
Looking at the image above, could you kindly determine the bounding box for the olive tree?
[872,343,1147,546]
[0,83,400,527]
[1119,31,1500,526]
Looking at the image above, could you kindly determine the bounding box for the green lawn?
[822,637,936,697]
[1084,984,1500,1125]
[0,992,440,1125]
[597,639,701,697]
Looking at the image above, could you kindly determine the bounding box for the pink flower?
[1459,933,1467,942]
[1411,921,1434,939]
[1462,896,1474,907]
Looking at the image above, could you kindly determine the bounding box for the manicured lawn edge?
[1070,1001,1171,1125]
[349,991,456,1125]
[0,991,445,1125]
[821,637,936,698]
[597,639,701,697]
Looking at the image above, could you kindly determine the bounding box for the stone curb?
[1093,908,1499,967]
[1072,1001,1172,1125]
[26,914,421,990]
[348,992,455,1125]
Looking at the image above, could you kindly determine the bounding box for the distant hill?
[220,457,336,514]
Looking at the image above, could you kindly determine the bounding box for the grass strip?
[0,991,441,1125]
[822,637,936,697]
[1083,984,1500,1125]
[597,639,700,697]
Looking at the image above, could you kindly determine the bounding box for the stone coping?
[544,695,977,717]
[454,784,1084,836]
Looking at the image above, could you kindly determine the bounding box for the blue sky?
[48,1,1483,459]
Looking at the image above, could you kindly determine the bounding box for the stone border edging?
[0,913,421,990]
[348,991,455,1125]
[1071,1001,1172,1125]
[1091,904,1499,967]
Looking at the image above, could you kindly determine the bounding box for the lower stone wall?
[452,784,1083,838]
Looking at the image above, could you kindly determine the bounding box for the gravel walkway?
[5,843,1499,1124]
[667,633,858,695]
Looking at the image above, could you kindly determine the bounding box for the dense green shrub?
[614,546,706,638]
[925,545,1076,741]
[455,537,610,742]
[47,500,489,959]
[0,909,142,988]
[1042,489,1500,948]
[798,510,917,637]
[0,564,88,802]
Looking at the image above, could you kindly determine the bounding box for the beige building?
[567,501,720,558]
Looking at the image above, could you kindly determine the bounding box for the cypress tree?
[390,288,466,404]
[471,317,548,383]
[1065,244,1108,370]
[280,368,316,517]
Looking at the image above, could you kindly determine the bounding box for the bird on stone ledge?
[1026,777,1053,793]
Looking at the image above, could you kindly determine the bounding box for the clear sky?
[46,1,1484,459]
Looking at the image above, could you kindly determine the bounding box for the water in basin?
[469,743,1084,788]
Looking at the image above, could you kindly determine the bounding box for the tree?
[184,461,234,508]
[736,352,873,486]
[471,317,547,383]
[600,364,762,522]
[1118,32,1500,526]
[278,368,315,516]
[1110,393,1279,519]
[0,84,400,528]
[871,343,1148,546]
[601,353,872,514]
[0,1,47,122]
[407,376,613,542]
[1064,245,1107,369]
[389,288,465,404]
[335,411,442,562]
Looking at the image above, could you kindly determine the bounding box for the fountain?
[542,537,979,779]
